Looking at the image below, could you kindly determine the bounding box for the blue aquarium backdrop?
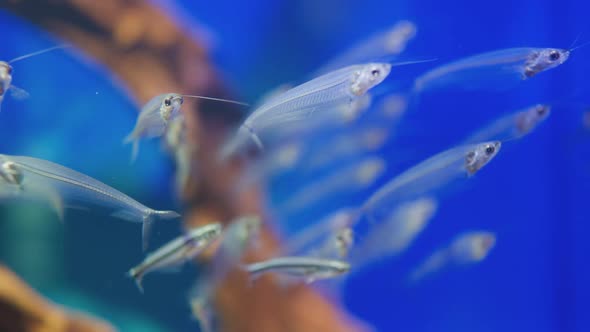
[0,0,589,331]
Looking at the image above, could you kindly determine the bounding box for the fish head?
[332,261,351,274]
[159,93,184,122]
[355,158,385,185]
[525,48,569,78]
[464,141,501,175]
[0,161,23,186]
[238,216,262,242]
[188,223,222,248]
[516,104,551,135]
[0,62,13,95]
[469,232,496,261]
[350,63,392,96]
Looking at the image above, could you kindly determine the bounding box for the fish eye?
[164,98,172,107]
[536,106,547,116]
[549,50,560,61]
[371,69,381,77]
[485,145,495,155]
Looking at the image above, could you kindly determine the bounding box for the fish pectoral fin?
[127,270,145,293]
[141,218,155,252]
[9,85,30,100]
[47,191,65,223]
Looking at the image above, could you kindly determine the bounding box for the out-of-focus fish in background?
[245,256,351,285]
[317,20,418,75]
[351,196,438,266]
[189,216,261,331]
[0,154,181,249]
[408,231,496,283]
[283,208,356,259]
[128,223,222,292]
[279,156,385,213]
[465,104,551,143]
[163,114,194,195]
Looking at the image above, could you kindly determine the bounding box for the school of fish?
[1,19,585,331]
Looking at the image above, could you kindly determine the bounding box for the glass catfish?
[125,93,247,161]
[128,223,222,292]
[0,154,181,250]
[408,231,496,283]
[220,62,392,159]
[0,45,68,111]
[359,141,501,224]
[413,47,571,93]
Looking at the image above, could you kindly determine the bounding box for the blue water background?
[1,0,589,331]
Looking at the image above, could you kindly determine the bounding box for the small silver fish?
[0,154,181,249]
[413,47,570,93]
[0,45,68,111]
[246,256,350,284]
[409,231,496,283]
[466,104,551,143]
[127,93,247,161]
[125,93,184,161]
[220,63,391,158]
[352,197,438,265]
[361,142,500,222]
[128,223,222,292]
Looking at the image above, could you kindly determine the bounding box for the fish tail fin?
[142,210,181,251]
[127,268,145,293]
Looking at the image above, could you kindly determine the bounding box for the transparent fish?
[246,256,350,284]
[280,157,385,213]
[127,223,222,292]
[0,180,65,220]
[0,154,181,249]
[351,197,438,265]
[189,297,214,332]
[413,47,570,93]
[283,209,355,259]
[124,93,184,162]
[189,216,261,323]
[208,216,262,282]
[361,142,501,223]
[163,115,193,195]
[302,126,390,173]
[409,231,496,283]
[465,104,551,143]
[318,20,417,74]
[220,63,392,158]
[0,45,68,111]
[126,93,246,161]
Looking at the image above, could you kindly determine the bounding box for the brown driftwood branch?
[0,265,115,332]
[1,1,367,331]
